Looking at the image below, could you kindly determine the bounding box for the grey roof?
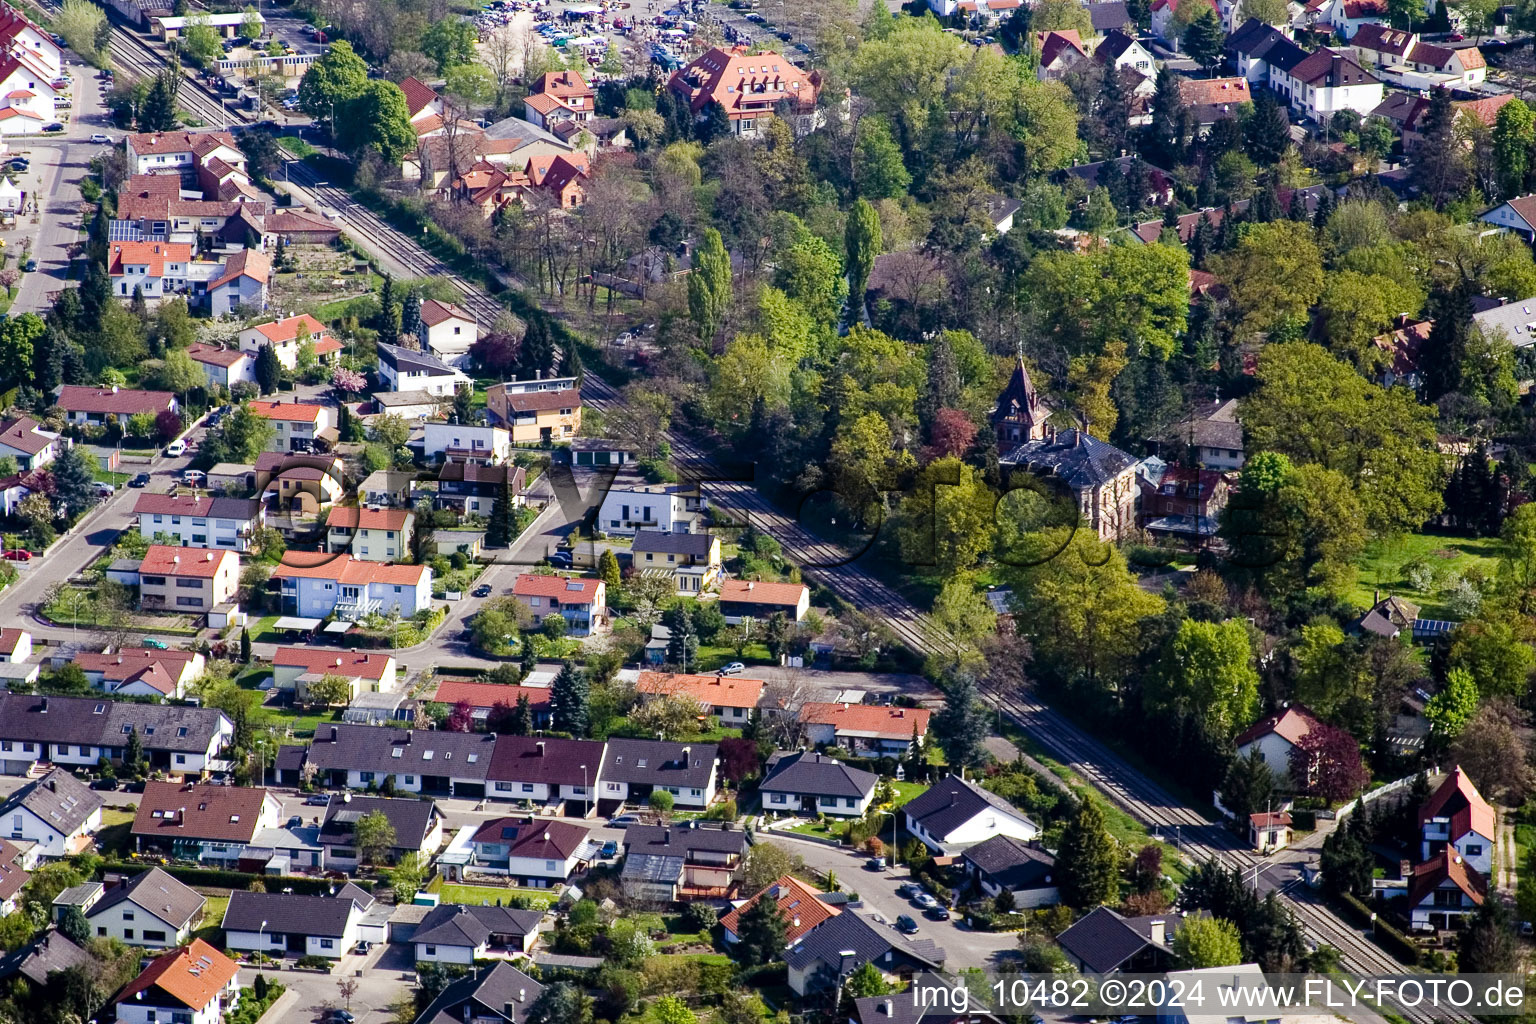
[411,904,545,948]
[901,775,1036,842]
[207,496,263,520]
[361,469,416,494]
[532,952,605,969]
[632,530,715,558]
[1169,398,1244,451]
[1472,296,1536,348]
[318,795,443,850]
[88,868,205,930]
[8,767,103,836]
[1226,18,1308,71]
[484,116,569,147]
[960,835,1056,891]
[1088,3,1131,31]
[854,996,1005,1024]
[623,821,749,857]
[784,911,945,978]
[0,692,229,753]
[372,390,441,409]
[1055,906,1188,972]
[601,738,717,789]
[761,751,878,800]
[0,928,90,986]
[52,882,104,908]
[306,723,496,780]
[377,342,461,377]
[1000,430,1139,491]
[274,744,307,773]
[222,889,359,938]
[418,961,544,1024]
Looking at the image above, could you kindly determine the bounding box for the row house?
[302,723,499,799]
[0,694,231,776]
[223,885,381,958]
[325,505,415,563]
[270,552,432,619]
[485,378,582,443]
[107,241,193,300]
[237,314,344,371]
[134,492,264,551]
[317,794,445,869]
[485,736,603,812]
[1350,24,1486,86]
[246,399,337,453]
[136,545,240,613]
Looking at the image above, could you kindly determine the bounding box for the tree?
[1243,89,1290,165]
[140,67,181,131]
[254,343,280,395]
[845,962,894,998]
[338,81,417,163]
[687,228,732,344]
[182,14,222,62]
[647,789,675,821]
[353,810,397,865]
[332,366,367,394]
[1145,619,1260,742]
[598,549,621,588]
[632,694,704,741]
[1211,222,1323,338]
[51,445,98,520]
[743,841,799,894]
[853,117,910,200]
[1425,667,1480,738]
[299,40,369,123]
[1172,916,1244,968]
[1450,699,1534,803]
[400,293,422,342]
[1057,799,1118,908]
[1460,897,1519,973]
[896,459,996,576]
[1413,88,1468,208]
[1183,10,1225,72]
[57,904,90,944]
[1288,722,1368,802]
[528,983,594,1024]
[733,892,787,966]
[845,198,881,316]
[550,661,589,736]
[1219,750,1276,823]
[1493,98,1534,199]
[485,479,517,547]
[1022,242,1189,360]
[665,612,699,671]
[421,18,477,73]
[124,726,144,777]
[56,0,107,62]
[307,673,353,707]
[1448,616,1536,697]
[932,672,990,773]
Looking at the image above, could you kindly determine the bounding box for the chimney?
[663,827,671,844]
[1150,920,1166,944]
[111,384,119,393]
[881,1002,894,1016]
[536,741,546,756]
[38,698,46,713]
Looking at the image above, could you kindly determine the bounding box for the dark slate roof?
[1094,27,1139,60]
[377,342,461,377]
[319,795,443,850]
[784,911,946,977]
[411,904,545,948]
[0,693,229,753]
[88,868,204,929]
[960,835,1056,891]
[1226,18,1309,71]
[418,961,544,1024]
[623,821,749,856]
[9,767,103,837]
[488,736,605,787]
[306,723,496,780]
[601,737,717,789]
[1088,3,1131,31]
[274,744,307,774]
[1000,430,1139,491]
[222,889,359,938]
[761,751,878,800]
[1055,906,1188,972]
[901,775,1037,842]
[631,530,716,558]
[854,996,1006,1024]
[0,928,90,986]
[207,496,263,521]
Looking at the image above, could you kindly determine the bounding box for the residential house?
[784,911,946,996]
[419,299,479,366]
[413,962,543,1024]
[1419,766,1494,875]
[137,544,239,614]
[1350,24,1486,86]
[54,384,177,429]
[0,842,30,916]
[377,342,472,397]
[1035,31,1090,82]
[185,343,253,389]
[1151,0,1218,43]
[1,768,102,858]
[486,736,604,812]
[107,241,195,301]
[1373,315,1432,389]
[1000,428,1140,543]
[222,886,378,957]
[254,452,347,513]
[620,821,748,900]
[465,817,591,886]
[1234,704,1324,783]
[1353,594,1420,639]
[667,47,822,138]
[271,552,432,619]
[423,422,511,465]
[1471,293,1536,348]
[600,738,719,813]
[597,483,704,536]
[411,904,547,963]
[431,679,552,730]
[631,531,721,593]
[317,794,445,869]
[246,399,337,453]
[719,579,810,625]
[1167,398,1244,471]
[401,76,444,136]
[0,629,29,664]
[1136,462,1230,543]
[85,868,205,948]
[0,928,89,988]
[960,835,1059,907]
[77,647,206,700]
[134,493,264,551]
[272,647,398,704]
[1408,847,1486,931]
[131,780,282,864]
[1055,906,1185,972]
[237,314,343,370]
[435,462,527,517]
[1479,195,1536,243]
[304,722,497,799]
[360,469,417,508]
[0,416,56,471]
[325,505,415,563]
[722,875,840,946]
[1315,0,1389,37]
[112,939,240,1024]
[1179,77,1253,133]
[800,703,930,756]
[759,750,878,818]
[485,379,582,443]
[903,774,1040,855]
[1227,19,1384,120]
[991,356,1052,449]
[0,693,232,777]
[511,575,606,636]
[523,70,595,128]
[1250,810,1292,853]
[636,672,762,725]
[1384,92,1512,151]
[1088,2,1134,35]
[0,8,62,132]
[125,130,246,180]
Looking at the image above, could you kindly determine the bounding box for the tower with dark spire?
[991,352,1051,451]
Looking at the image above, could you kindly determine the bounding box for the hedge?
[227,983,285,1024]
[98,862,373,895]
[1340,892,1419,966]
[1290,809,1317,830]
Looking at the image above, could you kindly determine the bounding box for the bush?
[679,900,717,933]
[97,862,370,895]
[294,954,332,971]
[226,982,285,1024]
[1339,892,1419,965]
[1290,809,1317,830]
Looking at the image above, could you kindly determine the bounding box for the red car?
[2,550,31,561]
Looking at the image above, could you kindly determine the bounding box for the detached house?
[317,794,445,868]
[203,249,270,316]
[108,241,194,300]
[411,904,547,963]
[125,130,246,180]
[1056,906,1185,973]
[1409,847,1487,931]
[523,70,595,129]
[1234,704,1324,783]
[420,299,479,366]
[272,647,398,704]
[77,647,206,700]
[1,767,102,858]
[785,912,946,996]
[136,544,240,613]
[1035,31,1090,81]
[902,774,1040,855]
[325,505,415,563]
[960,835,1059,907]
[85,868,205,948]
[414,962,543,1024]
[246,399,337,453]
[423,422,511,465]
[485,379,582,443]
[55,384,177,429]
[464,817,592,886]
[186,343,253,389]
[237,314,343,370]
[222,885,380,957]
[436,463,526,517]
[511,574,606,636]
[719,579,809,624]
[632,530,721,593]
[1227,19,1384,120]
[131,780,283,864]
[598,483,704,536]
[113,939,240,1024]
[272,552,432,619]
[0,629,30,664]
[800,703,929,756]
[377,342,472,397]
[0,416,56,471]
[759,750,878,818]
[722,875,840,946]
[667,46,821,138]
[1419,767,1494,875]
[620,821,748,901]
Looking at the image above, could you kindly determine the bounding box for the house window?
[425,945,437,956]
[320,939,334,949]
[143,929,166,942]
[1466,844,1484,856]
[545,860,557,871]
[522,783,534,792]
[123,912,134,921]
[771,793,785,803]
[124,929,134,939]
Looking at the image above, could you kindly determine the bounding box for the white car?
[182,469,206,485]
[164,439,186,456]
[719,661,745,676]
[89,133,110,144]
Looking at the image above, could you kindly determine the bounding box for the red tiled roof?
[252,314,328,344]
[327,506,413,532]
[1179,76,1250,107]
[76,648,200,685]
[532,70,593,100]
[114,939,238,1013]
[430,679,552,710]
[420,299,474,327]
[512,573,603,604]
[400,76,440,117]
[140,544,237,579]
[1037,30,1088,67]
[637,671,764,710]
[667,46,820,119]
[206,249,271,290]
[0,840,27,903]
[1235,704,1322,748]
[800,702,931,739]
[0,629,23,656]
[132,781,271,843]
[1418,766,1496,842]
[469,816,589,859]
[248,399,325,423]
[495,386,580,414]
[272,551,428,587]
[107,241,193,278]
[186,343,246,368]
[719,579,807,607]
[1249,811,1292,828]
[56,385,175,416]
[272,647,393,680]
[1407,847,1486,908]
[126,129,240,157]
[721,875,838,943]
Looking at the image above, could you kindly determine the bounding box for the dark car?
[22,259,34,272]
[896,883,921,899]
[473,584,492,598]
[895,915,919,934]
[305,794,330,806]
[326,1012,355,1024]
[776,29,791,39]
[923,905,950,920]
[90,777,118,790]
[286,815,303,828]
[546,551,573,568]
[41,122,63,132]
[128,473,151,488]
[600,840,618,857]
[121,780,144,793]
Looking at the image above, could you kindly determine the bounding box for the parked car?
[546,551,573,568]
[912,893,940,910]
[718,661,745,676]
[923,905,950,920]
[164,439,186,456]
[896,883,921,899]
[22,259,34,272]
[609,813,644,826]
[286,815,303,828]
[93,482,114,496]
[41,122,63,132]
[90,777,118,790]
[89,133,111,144]
[2,549,30,561]
[305,794,330,806]
[473,584,492,597]
[600,840,618,858]
[895,915,919,934]
[866,856,886,870]
[142,637,169,650]
[326,1012,355,1024]
[182,469,206,485]
[128,473,150,488]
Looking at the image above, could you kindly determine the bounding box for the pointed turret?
[991,352,1051,450]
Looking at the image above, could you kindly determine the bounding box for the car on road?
[93,482,114,497]
[41,122,63,132]
[305,794,330,806]
[600,840,618,858]
[895,915,919,934]
[89,133,111,144]
[22,259,34,272]
[923,905,950,920]
[473,584,492,597]
[1,550,29,561]
[718,661,745,676]
[142,637,169,649]
[128,473,150,488]
[182,469,206,485]
[896,882,921,898]
[90,777,118,790]
[866,856,886,870]
[286,815,303,828]
[164,439,186,456]
[912,892,940,909]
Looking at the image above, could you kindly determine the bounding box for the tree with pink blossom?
[331,366,366,394]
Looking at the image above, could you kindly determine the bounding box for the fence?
[1324,766,1437,821]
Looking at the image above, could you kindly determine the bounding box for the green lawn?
[95,807,136,858]
[788,819,842,840]
[888,781,928,807]
[1351,530,1502,620]
[693,643,773,671]
[192,895,229,946]
[277,136,317,159]
[436,884,558,909]
[95,469,128,486]
[250,703,336,741]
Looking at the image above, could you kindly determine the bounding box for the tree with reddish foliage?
[446,699,475,733]
[923,408,977,462]
[21,468,54,494]
[154,409,183,444]
[718,737,762,784]
[1288,721,1368,803]
[1129,844,1163,893]
[469,330,521,377]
